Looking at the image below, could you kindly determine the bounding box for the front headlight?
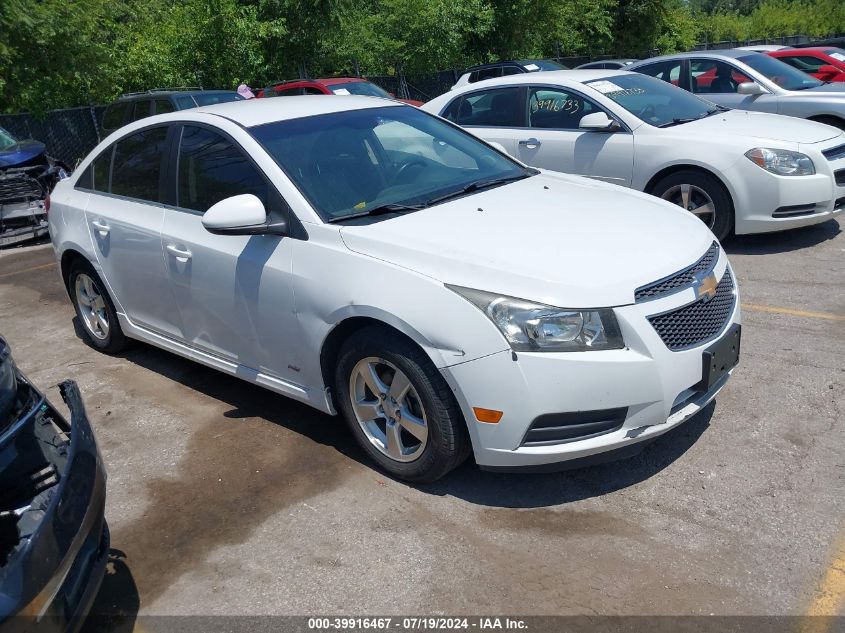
[745,147,815,176]
[447,285,624,352]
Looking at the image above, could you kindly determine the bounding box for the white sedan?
[50,96,740,481]
[423,70,845,239]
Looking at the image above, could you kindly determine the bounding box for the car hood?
[673,109,841,144]
[0,139,46,169]
[792,82,845,96]
[339,172,714,308]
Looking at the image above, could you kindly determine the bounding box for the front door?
[515,86,634,187]
[689,58,778,113]
[160,124,299,382]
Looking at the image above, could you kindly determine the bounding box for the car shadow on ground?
[724,217,840,255]
[109,337,714,510]
[80,549,139,633]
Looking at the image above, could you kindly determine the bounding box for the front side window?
[690,59,751,94]
[250,105,530,222]
[177,125,269,213]
[271,87,304,97]
[111,126,169,201]
[449,87,526,127]
[737,53,821,90]
[528,87,600,129]
[586,73,717,128]
[174,95,197,109]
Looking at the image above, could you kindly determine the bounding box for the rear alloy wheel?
[334,327,470,482]
[69,261,128,353]
[653,170,734,240]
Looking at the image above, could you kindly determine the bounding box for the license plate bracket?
[700,324,741,391]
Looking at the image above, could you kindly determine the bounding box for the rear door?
[517,85,634,186]
[441,86,528,155]
[83,124,184,337]
[160,124,299,381]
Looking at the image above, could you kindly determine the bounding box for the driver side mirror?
[579,112,621,132]
[202,194,287,236]
[818,64,840,79]
[737,81,766,95]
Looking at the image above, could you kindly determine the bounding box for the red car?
[767,47,845,83]
[255,77,424,106]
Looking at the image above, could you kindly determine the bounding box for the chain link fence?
[0,105,106,168]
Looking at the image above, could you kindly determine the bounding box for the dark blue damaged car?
[0,126,67,248]
[0,336,108,632]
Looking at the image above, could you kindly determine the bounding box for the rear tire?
[334,326,470,483]
[68,260,128,354]
[651,170,734,241]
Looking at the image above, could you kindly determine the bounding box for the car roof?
[773,46,837,54]
[192,94,403,127]
[451,68,632,88]
[316,77,369,86]
[632,49,756,64]
[117,89,236,101]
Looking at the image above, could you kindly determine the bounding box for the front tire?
[68,260,128,353]
[334,327,470,483]
[652,170,734,241]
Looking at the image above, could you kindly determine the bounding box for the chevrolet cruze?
[49,97,741,482]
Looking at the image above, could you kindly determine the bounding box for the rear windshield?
[327,82,392,98]
[738,54,822,90]
[824,48,845,63]
[0,126,16,150]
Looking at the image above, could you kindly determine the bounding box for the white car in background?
[423,70,845,239]
[50,97,740,482]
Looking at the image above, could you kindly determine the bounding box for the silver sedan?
[628,49,845,130]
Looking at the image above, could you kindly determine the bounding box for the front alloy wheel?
[660,183,716,231]
[652,170,734,240]
[349,357,429,462]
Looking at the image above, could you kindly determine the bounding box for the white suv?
[49,96,741,481]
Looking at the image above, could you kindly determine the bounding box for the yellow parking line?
[807,534,845,617]
[0,261,56,280]
[742,303,845,322]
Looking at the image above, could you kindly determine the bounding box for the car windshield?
[193,92,244,106]
[250,105,530,222]
[328,82,392,98]
[0,126,17,151]
[738,54,822,90]
[824,48,845,63]
[586,74,717,127]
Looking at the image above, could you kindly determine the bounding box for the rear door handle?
[91,220,110,236]
[166,244,192,261]
[518,138,541,149]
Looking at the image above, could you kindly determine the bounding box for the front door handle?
[166,244,193,261]
[91,220,110,236]
[518,137,541,149]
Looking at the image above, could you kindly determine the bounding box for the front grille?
[648,271,736,351]
[835,168,845,187]
[521,407,628,446]
[822,143,845,161]
[0,172,44,204]
[634,241,719,303]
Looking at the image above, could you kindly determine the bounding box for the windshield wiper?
[657,117,698,128]
[327,202,425,223]
[425,171,535,206]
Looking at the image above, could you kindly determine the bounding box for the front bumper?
[0,380,109,633]
[725,158,845,235]
[441,259,741,469]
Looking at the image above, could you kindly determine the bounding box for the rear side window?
[177,125,268,213]
[92,148,113,192]
[130,100,152,122]
[174,95,196,109]
[192,92,243,106]
[111,126,169,202]
[153,99,175,114]
[475,67,502,82]
[102,103,129,131]
[636,60,683,86]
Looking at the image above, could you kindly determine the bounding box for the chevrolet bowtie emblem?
[694,272,718,303]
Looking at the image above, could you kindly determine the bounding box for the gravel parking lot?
[1,221,843,627]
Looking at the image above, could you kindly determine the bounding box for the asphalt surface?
[0,221,843,628]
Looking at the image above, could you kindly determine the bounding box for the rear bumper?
[0,381,108,633]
